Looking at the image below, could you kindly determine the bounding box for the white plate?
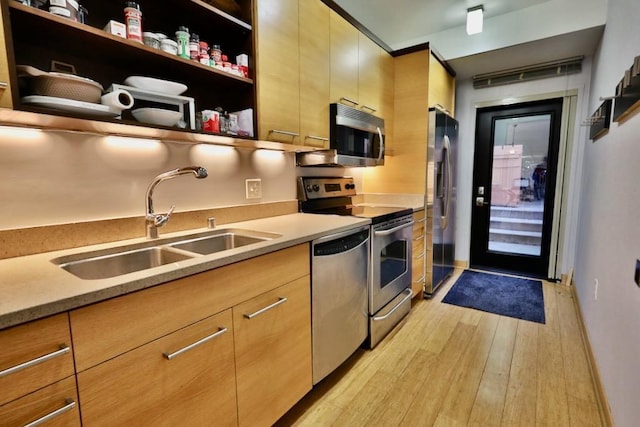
[22,95,121,117]
[131,107,183,127]
[123,76,188,95]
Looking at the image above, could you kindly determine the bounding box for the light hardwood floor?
[276,270,604,426]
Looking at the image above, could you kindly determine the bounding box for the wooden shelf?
[0,108,315,152]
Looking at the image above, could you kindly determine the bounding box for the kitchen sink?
[56,247,194,280]
[168,229,281,255]
[52,228,281,280]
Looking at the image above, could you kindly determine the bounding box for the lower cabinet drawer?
[77,309,237,426]
[0,376,80,427]
[0,313,75,406]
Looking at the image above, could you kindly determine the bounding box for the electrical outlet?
[594,278,599,300]
[245,178,262,199]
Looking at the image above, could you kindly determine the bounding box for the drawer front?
[71,243,309,371]
[413,209,426,222]
[0,376,80,427]
[0,314,75,406]
[234,276,312,427]
[78,309,237,426]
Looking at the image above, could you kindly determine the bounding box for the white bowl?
[131,108,182,127]
[124,76,187,95]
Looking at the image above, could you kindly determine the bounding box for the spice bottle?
[199,41,210,65]
[211,44,222,63]
[124,1,143,43]
[189,33,200,62]
[175,26,190,59]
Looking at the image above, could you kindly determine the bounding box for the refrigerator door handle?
[440,135,452,229]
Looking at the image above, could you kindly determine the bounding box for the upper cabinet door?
[358,33,382,114]
[299,0,330,148]
[428,53,456,115]
[0,6,13,108]
[330,10,359,105]
[255,0,300,143]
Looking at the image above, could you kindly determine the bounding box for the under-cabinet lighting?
[0,125,42,139]
[102,136,162,150]
[466,5,484,35]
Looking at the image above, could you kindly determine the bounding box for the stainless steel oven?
[298,176,414,349]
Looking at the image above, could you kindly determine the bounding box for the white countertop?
[0,213,370,330]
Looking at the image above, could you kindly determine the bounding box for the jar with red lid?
[198,41,210,65]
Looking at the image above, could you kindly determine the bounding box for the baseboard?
[569,280,614,427]
[454,259,468,270]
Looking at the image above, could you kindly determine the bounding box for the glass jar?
[175,26,190,59]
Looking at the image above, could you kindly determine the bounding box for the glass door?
[470,98,563,277]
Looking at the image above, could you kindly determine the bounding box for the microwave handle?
[377,126,385,162]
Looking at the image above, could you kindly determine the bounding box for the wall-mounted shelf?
[612,55,640,123]
[589,99,612,141]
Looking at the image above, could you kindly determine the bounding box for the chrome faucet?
[145,166,208,238]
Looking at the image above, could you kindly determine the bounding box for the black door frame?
[470,98,564,278]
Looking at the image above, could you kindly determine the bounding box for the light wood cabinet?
[0,376,80,427]
[299,0,331,148]
[77,309,237,426]
[330,10,359,105]
[428,53,456,114]
[358,33,383,114]
[70,243,310,426]
[411,209,426,297]
[0,313,75,407]
[255,0,301,143]
[235,276,312,426]
[0,6,12,109]
[380,49,395,153]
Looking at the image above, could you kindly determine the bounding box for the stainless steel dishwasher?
[311,225,370,385]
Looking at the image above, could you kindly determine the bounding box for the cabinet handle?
[415,275,426,284]
[305,135,329,142]
[361,105,377,113]
[163,327,228,360]
[269,129,299,137]
[339,97,358,106]
[24,398,76,427]
[416,252,425,259]
[244,297,288,319]
[0,82,7,89]
[413,234,424,241]
[0,345,70,378]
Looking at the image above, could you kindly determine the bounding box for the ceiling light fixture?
[466,5,484,35]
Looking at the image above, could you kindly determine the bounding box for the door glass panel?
[379,240,407,288]
[488,115,550,256]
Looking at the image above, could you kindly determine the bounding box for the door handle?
[476,197,489,207]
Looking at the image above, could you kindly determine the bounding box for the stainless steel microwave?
[329,103,385,167]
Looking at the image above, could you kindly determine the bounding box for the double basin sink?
[51,228,281,280]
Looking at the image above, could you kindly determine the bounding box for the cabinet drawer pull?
[413,234,424,241]
[244,297,288,319]
[163,327,228,360]
[361,104,377,113]
[24,398,76,427]
[0,81,7,89]
[415,275,426,284]
[269,129,299,137]
[306,135,329,142]
[416,252,425,259]
[339,97,358,106]
[0,345,70,378]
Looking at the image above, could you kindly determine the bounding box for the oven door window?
[334,125,382,159]
[379,240,408,288]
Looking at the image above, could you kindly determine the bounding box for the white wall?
[454,60,592,276]
[0,129,296,230]
[574,0,640,424]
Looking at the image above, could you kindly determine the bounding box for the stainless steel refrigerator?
[425,106,457,297]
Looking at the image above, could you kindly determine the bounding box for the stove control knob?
[306,184,314,192]
[345,183,355,190]
[312,184,320,192]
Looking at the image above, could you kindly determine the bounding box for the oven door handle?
[372,288,413,321]
[373,221,414,237]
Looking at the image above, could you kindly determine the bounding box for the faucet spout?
[145,166,208,239]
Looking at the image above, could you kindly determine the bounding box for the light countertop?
[0,213,370,330]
